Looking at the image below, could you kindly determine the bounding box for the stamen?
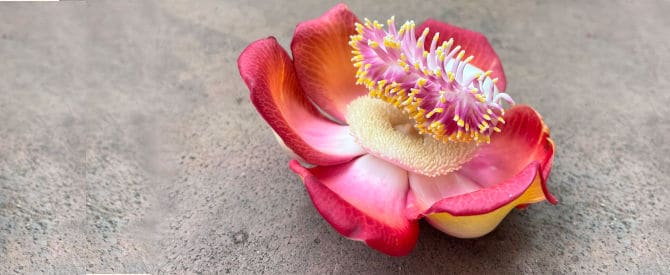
[349,17,514,144]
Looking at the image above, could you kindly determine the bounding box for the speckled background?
[0,0,668,273]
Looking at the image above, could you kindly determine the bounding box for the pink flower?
[238,4,556,256]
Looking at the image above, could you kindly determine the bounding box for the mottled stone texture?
[0,0,668,273]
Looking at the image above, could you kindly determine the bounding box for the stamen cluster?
[349,17,514,143]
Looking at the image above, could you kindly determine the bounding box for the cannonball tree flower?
[238,4,556,256]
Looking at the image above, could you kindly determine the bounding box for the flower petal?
[426,162,547,216]
[238,37,365,166]
[289,155,418,256]
[425,162,548,238]
[405,171,483,218]
[291,3,367,123]
[406,163,554,217]
[418,19,507,91]
[458,105,555,195]
[404,105,556,225]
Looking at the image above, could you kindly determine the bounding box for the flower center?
[349,17,514,144]
[346,96,478,177]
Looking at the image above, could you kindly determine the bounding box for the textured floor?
[0,0,668,273]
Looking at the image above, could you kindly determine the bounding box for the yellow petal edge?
[426,170,547,238]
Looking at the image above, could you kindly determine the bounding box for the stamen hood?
[349,17,514,144]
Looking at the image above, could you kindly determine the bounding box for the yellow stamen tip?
[417,78,427,87]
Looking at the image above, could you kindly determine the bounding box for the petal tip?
[290,3,364,123]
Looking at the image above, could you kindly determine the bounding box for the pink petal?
[424,162,550,238]
[425,162,549,216]
[418,19,507,91]
[405,105,556,218]
[289,155,418,256]
[458,105,555,195]
[238,37,365,166]
[405,171,483,218]
[291,3,368,123]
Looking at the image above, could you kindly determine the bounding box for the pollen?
[349,17,515,144]
[346,96,478,177]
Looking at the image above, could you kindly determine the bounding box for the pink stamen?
[349,17,514,143]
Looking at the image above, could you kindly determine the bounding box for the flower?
[238,4,556,256]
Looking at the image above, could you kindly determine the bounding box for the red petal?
[405,170,483,218]
[289,155,418,256]
[405,105,556,218]
[238,37,365,166]
[424,162,549,238]
[425,162,550,216]
[458,105,555,197]
[418,19,507,91]
[291,3,367,123]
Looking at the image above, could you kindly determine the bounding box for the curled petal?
[290,155,418,256]
[418,19,507,91]
[425,163,549,238]
[292,3,367,123]
[459,105,556,196]
[405,105,556,235]
[426,162,548,216]
[541,136,556,182]
[405,171,482,219]
[238,37,365,166]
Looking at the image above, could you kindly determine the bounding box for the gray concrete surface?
[0,0,668,273]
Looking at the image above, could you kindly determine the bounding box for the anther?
[349,17,514,144]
